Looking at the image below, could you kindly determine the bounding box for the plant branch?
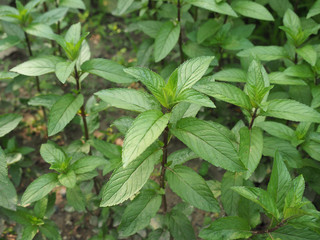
[177,0,184,63]
[251,220,287,235]
[160,126,169,213]
[248,108,258,130]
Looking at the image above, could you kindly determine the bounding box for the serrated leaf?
[256,121,294,141]
[232,1,274,21]
[100,146,162,207]
[58,170,76,188]
[10,56,63,76]
[261,99,320,123]
[122,110,170,167]
[284,64,314,78]
[270,225,320,240]
[55,60,76,84]
[170,118,245,172]
[200,216,252,240]
[24,23,55,40]
[213,68,247,83]
[283,175,305,215]
[21,173,59,205]
[22,225,38,240]
[0,113,22,137]
[136,20,164,38]
[28,94,60,109]
[48,94,84,136]
[269,72,306,86]
[70,156,106,174]
[166,210,196,240]
[186,0,237,17]
[81,58,134,83]
[154,21,180,62]
[66,185,86,211]
[237,46,286,61]
[174,88,216,108]
[167,165,219,212]
[119,190,161,237]
[95,88,160,112]
[40,143,66,165]
[296,45,317,66]
[194,79,251,111]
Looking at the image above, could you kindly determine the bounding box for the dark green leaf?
[232,1,274,21]
[166,209,196,240]
[186,0,237,17]
[0,113,22,137]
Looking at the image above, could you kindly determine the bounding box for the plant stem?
[74,66,90,141]
[248,108,258,130]
[177,0,184,63]
[251,220,286,235]
[55,0,63,55]
[160,126,169,213]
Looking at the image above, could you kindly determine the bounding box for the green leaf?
[28,94,60,109]
[174,89,216,108]
[40,143,66,165]
[221,172,243,216]
[283,9,301,32]
[24,23,55,40]
[213,68,247,83]
[58,170,76,188]
[231,186,279,219]
[168,148,198,167]
[47,94,84,136]
[22,225,38,240]
[194,79,252,111]
[186,0,237,17]
[124,67,166,105]
[261,99,320,123]
[268,72,307,86]
[239,127,263,179]
[307,0,320,18]
[256,121,294,141]
[296,45,317,66]
[267,152,292,211]
[95,88,160,112]
[119,190,161,237]
[113,0,134,15]
[136,20,164,38]
[34,197,48,218]
[271,225,320,240]
[60,0,86,9]
[284,64,314,78]
[89,139,121,159]
[231,1,274,21]
[200,216,252,240]
[81,58,134,83]
[0,113,22,137]
[283,175,305,215]
[302,139,320,161]
[154,21,180,62]
[0,36,20,51]
[269,0,293,17]
[122,110,170,167]
[100,146,162,207]
[21,173,59,205]
[66,185,86,211]
[197,19,222,44]
[112,117,134,135]
[166,209,196,240]
[34,7,68,25]
[166,165,219,212]
[55,60,76,84]
[70,156,106,174]
[170,118,245,172]
[10,56,62,76]
[39,220,62,240]
[237,46,287,61]
[0,148,17,210]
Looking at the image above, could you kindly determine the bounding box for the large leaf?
[237,46,287,61]
[239,127,263,179]
[166,165,219,212]
[66,185,86,211]
[122,110,170,167]
[271,225,320,240]
[34,7,68,25]
[256,121,294,141]
[267,152,292,211]
[81,58,134,83]
[40,143,66,165]
[100,146,162,207]
[193,79,252,111]
[48,94,84,136]
[170,118,245,172]
[261,99,320,123]
[58,170,76,188]
[21,173,59,205]
[55,60,76,84]
[197,19,221,44]
[307,0,320,18]
[231,1,274,21]
[22,225,38,240]
[95,88,160,112]
[28,94,60,109]
[154,21,180,62]
[213,68,247,83]
[200,216,252,240]
[119,190,161,237]
[24,23,55,40]
[0,113,22,137]
[166,210,196,240]
[268,72,306,86]
[186,0,237,17]
[296,45,317,66]
[10,56,62,76]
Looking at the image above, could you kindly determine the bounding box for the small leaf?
[122,110,170,167]
[89,139,122,159]
[136,20,164,38]
[284,64,314,78]
[296,45,317,66]
[174,89,216,108]
[168,148,198,167]
[256,121,294,141]
[21,173,59,205]
[232,1,274,21]
[186,0,237,17]
[34,7,68,25]
[70,156,106,174]
[24,23,55,39]
[307,0,320,18]
[213,68,247,83]
[66,185,86,211]
[237,46,287,61]
[271,225,320,240]
[22,225,38,240]
[60,0,86,9]
[58,170,76,188]
[48,94,84,136]
[55,60,76,84]
[0,113,22,137]
[28,94,60,109]
[166,210,196,240]
[268,72,306,86]
[197,19,222,44]
[40,143,66,165]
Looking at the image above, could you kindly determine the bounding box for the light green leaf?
[239,127,263,179]
[66,185,86,211]
[197,19,222,44]
[284,64,314,78]
[307,0,320,18]
[193,79,252,111]
[100,146,162,207]
[269,72,307,86]
[24,23,55,40]
[284,175,305,213]
[119,190,161,237]
[174,89,216,108]
[136,21,164,38]
[113,0,134,15]
[296,45,317,66]
[166,165,219,212]
[231,1,274,21]
[0,36,20,51]
[95,88,160,112]
[256,121,294,141]
[21,173,59,205]
[81,58,134,83]
[28,94,60,109]
[186,0,237,17]
[40,143,66,165]
[269,0,293,17]
[122,110,170,167]
[170,118,245,172]
[22,225,38,240]
[70,156,106,174]
[58,170,76,188]
[213,68,247,83]
[168,148,198,167]
[55,60,76,84]
[200,216,252,240]
[48,94,84,136]
[0,113,22,137]
[60,0,86,9]
[10,56,63,76]
[231,186,279,219]
[166,210,196,240]
[112,117,134,135]
[261,99,320,123]
[302,139,320,161]
[237,46,286,61]
[267,152,292,211]
[34,7,68,25]
[154,21,180,62]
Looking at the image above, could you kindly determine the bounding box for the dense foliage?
[1,0,320,239]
